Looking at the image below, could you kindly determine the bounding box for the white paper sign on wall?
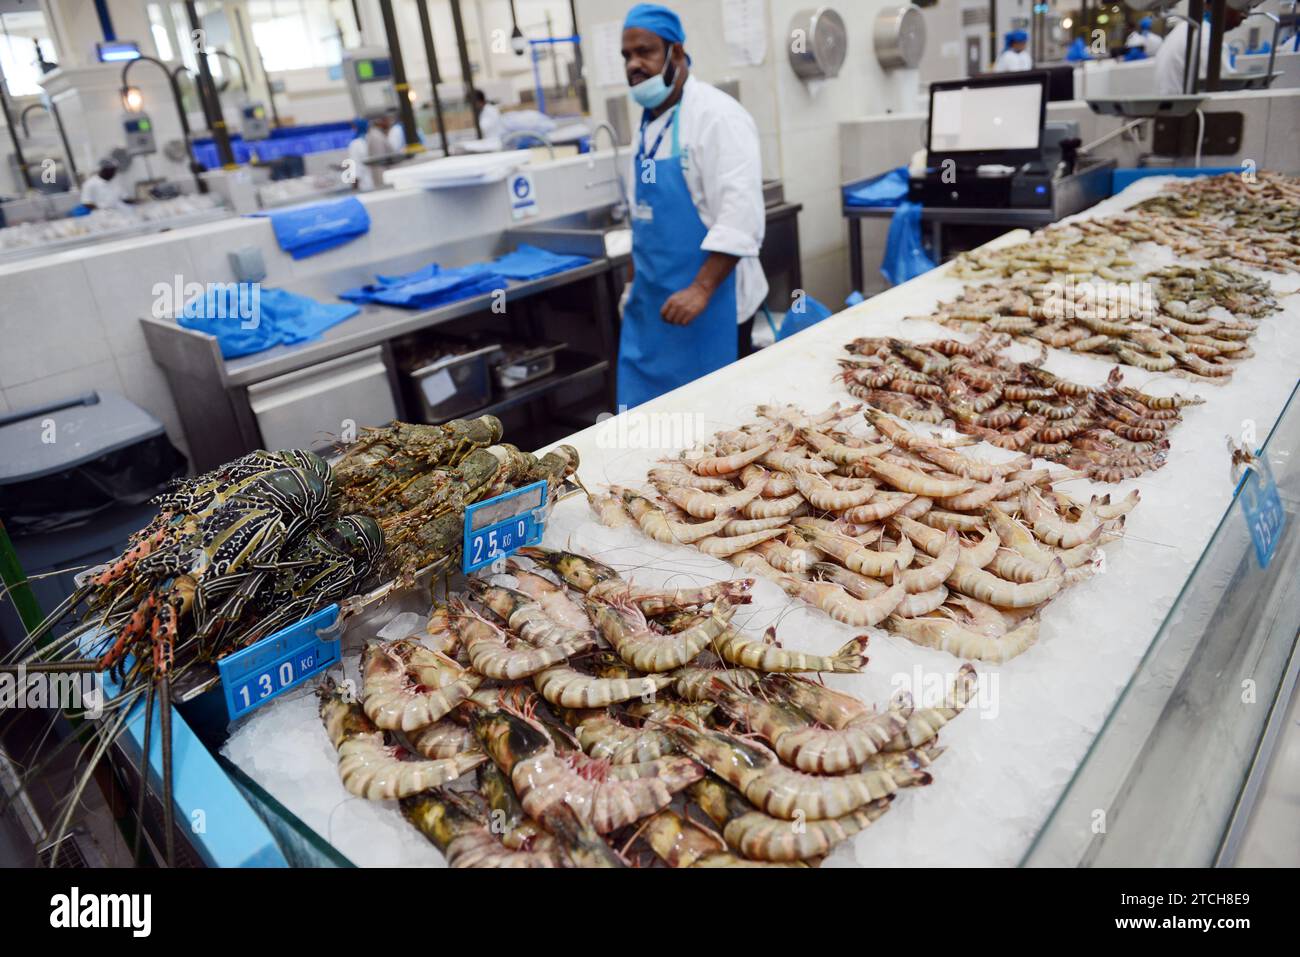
[509,170,538,220]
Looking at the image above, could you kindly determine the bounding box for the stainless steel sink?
[507,203,631,259]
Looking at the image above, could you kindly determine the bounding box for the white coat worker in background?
[1126,18,1163,57]
[994,30,1032,72]
[473,90,503,140]
[1155,9,1245,94]
[346,118,376,190]
[79,158,127,211]
[616,3,767,410]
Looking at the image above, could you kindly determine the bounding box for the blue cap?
[1005,29,1028,47]
[1140,17,1152,30]
[353,117,369,136]
[624,3,686,45]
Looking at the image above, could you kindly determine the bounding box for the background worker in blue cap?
[994,29,1032,71]
[615,2,767,410]
[1125,17,1163,57]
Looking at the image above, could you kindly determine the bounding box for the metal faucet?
[502,129,557,158]
[586,122,629,223]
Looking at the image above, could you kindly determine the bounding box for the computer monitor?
[926,72,1049,168]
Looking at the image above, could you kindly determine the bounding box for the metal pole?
[569,0,588,113]
[19,100,81,188]
[1205,0,1226,91]
[0,60,34,190]
[416,0,451,155]
[377,0,422,152]
[183,1,237,168]
[1185,0,1205,93]
[989,0,998,70]
[449,0,482,139]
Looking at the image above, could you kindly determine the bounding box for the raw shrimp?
[517,547,622,594]
[782,576,907,628]
[663,481,764,519]
[794,520,914,577]
[319,682,486,800]
[472,710,701,834]
[455,602,593,680]
[840,492,917,523]
[670,722,929,820]
[508,564,594,631]
[693,527,787,557]
[711,625,870,673]
[894,585,950,617]
[469,581,595,648]
[401,790,570,868]
[648,466,735,492]
[533,663,675,708]
[722,515,792,536]
[946,558,1064,608]
[863,455,977,501]
[888,613,1039,663]
[593,597,734,672]
[618,488,736,544]
[740,491,807,519]
[718,684,911,773]
[764,674,873,729]
[408,719,477,759]
[898,528,960,593]
[1020,488,1102,548]
[691,778,892,863]
[739,464,797,497]
[587,490,635,528]
[423,605,460,655]
[361,639,482,732]
[884,664,979,750]
[685,440,774,476]
[791,470,879,510]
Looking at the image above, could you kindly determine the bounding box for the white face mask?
[629,51,676,109]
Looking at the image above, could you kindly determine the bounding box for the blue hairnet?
[1005,29,1028,48]
[624,3,686,45]
[353,117,369,136]
[1140,17,1152,30]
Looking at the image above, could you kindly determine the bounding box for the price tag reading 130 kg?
[463,480,549,574]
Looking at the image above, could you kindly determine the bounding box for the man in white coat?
[1155,10,1244,94]
[994,30,1032,72]
[615,3,768,409]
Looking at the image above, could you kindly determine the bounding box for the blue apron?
[617,105,738,410]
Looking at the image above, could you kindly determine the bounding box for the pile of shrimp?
[593,402,1136,664]
[839,332,1200,481]
[929,253,1277,384]
[317,544,972,867]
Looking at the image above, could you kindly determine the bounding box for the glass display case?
[1024,381,1300,866]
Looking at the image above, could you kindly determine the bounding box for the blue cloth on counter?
[341,245,590,310]
[844,167,910,208]
[341,264,507,310]
[777,295,834,342]
[251,196,370,259]
[179,285,360,359]
[479,244,591,281]
[1123,46,1147,61]
[881,201,936,287]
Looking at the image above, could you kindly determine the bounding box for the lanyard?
[637,105,680,164]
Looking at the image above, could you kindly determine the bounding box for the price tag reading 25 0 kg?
[463,480,549,574]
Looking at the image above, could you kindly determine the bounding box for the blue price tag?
[463,480,549,574]
[1239,457,1285,569]
[218,605,342,722]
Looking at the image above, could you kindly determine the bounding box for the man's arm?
[661,101,764,326]
[661,252,738,325]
